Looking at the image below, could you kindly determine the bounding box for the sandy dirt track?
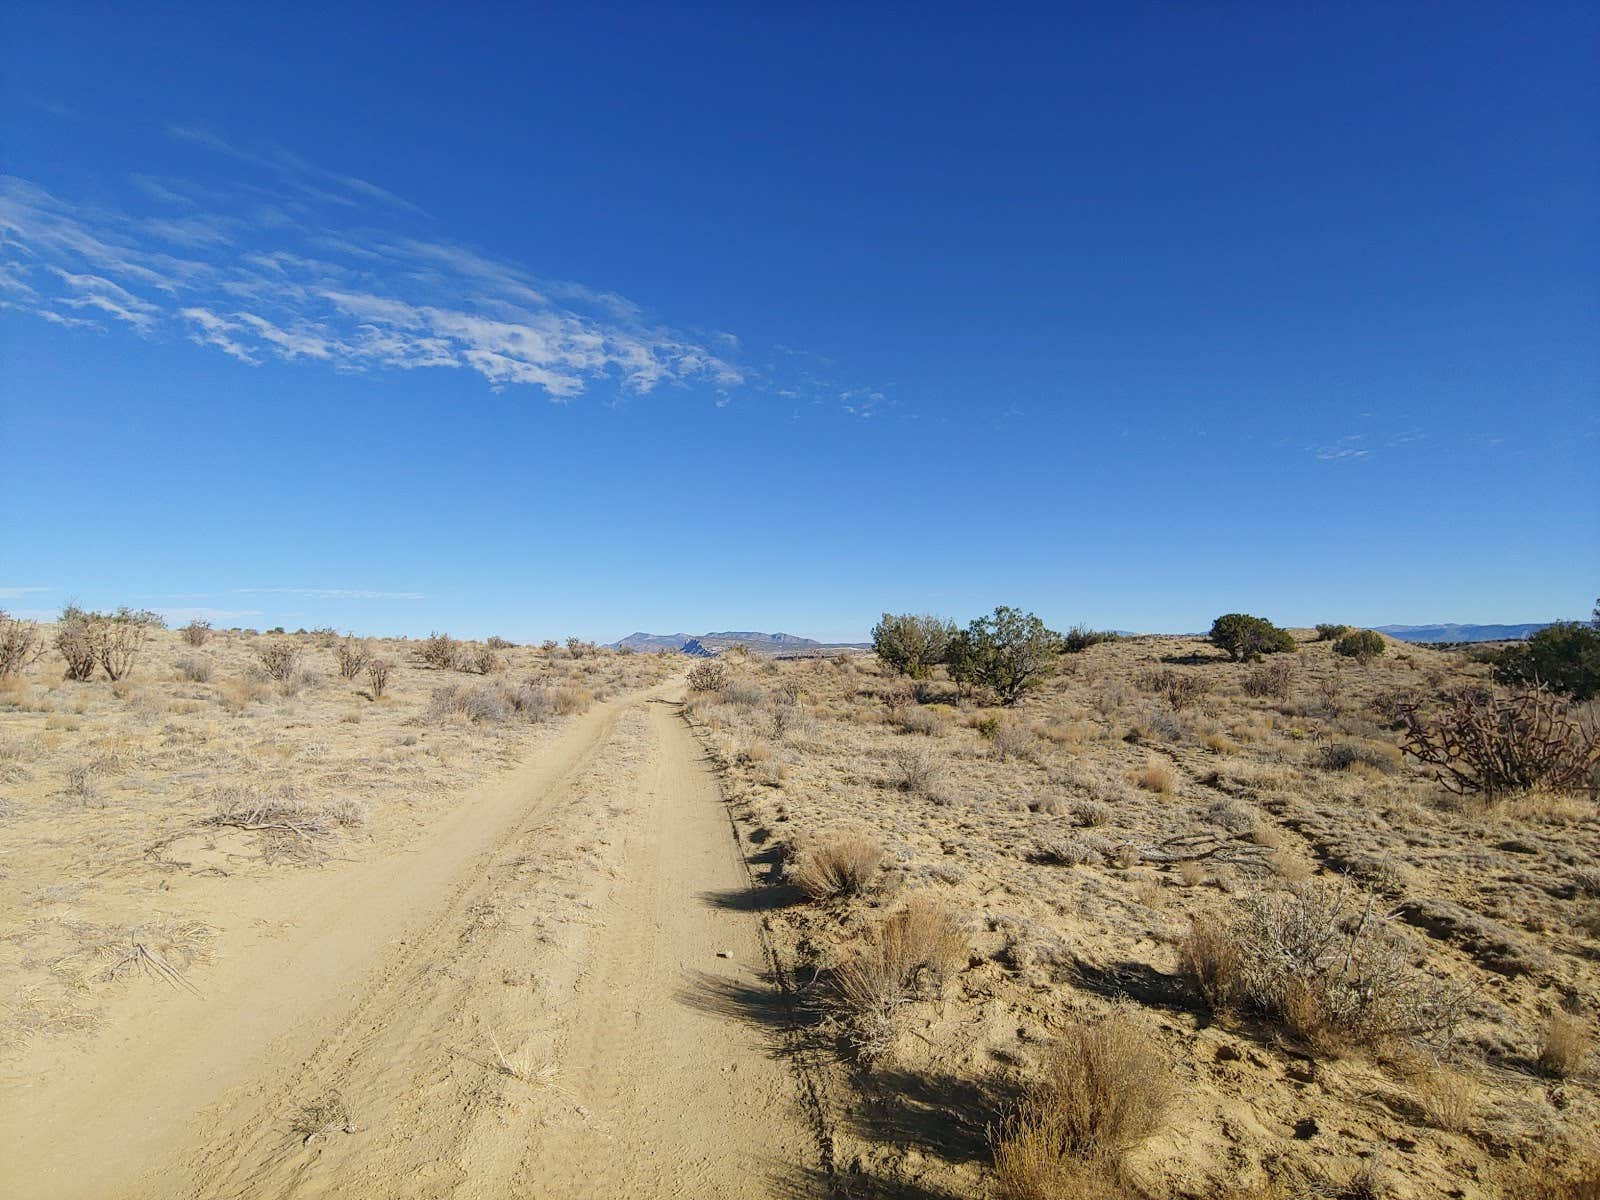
[2,688,818,1199]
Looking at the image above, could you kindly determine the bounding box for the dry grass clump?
[895,704,943,736]
[427,679,588,725]
[1407,1063,1478,1131]
[833,897,967,1059]
[1540,1011,1594,1078]
[790,831,884,900]
[219,675,272,713]
[992,1006,1170,1199]
[203,786,366,862]
[1316,740,1400,774]
[1500,1156,1600,1200]
[888,742,946,796]
[175,654,213,683]
[1181,914,1244,1009]
[1129,758,1177,794]
[1073,800,1111,827]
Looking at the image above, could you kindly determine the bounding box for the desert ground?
[1,620,1597,1198]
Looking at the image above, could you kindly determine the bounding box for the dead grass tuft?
[790,831,884,900]
[833,896,967,1059]
[1540,1010,1593,1078]
[992,1005,1169,1198]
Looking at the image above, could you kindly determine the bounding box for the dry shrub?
[989,719,1040,762]
[1130,759,1176,794]
[419,631,464,670]
[1073,800,1111,827]
[1034,835,1108,867]
[485,635,514,650]
[738,736,773,765]
[181,618,211,647]
[335,635,370,680]
[468,644,500,675]
[427,681,518,724]
[176,655,212,683]
[833,897,966,1058]
[895,705,941,736]
[56,618,98,681]
[888,742,946,796]
[1199,881,1465,1051]
[366,658,392,699]
[687,660,727,692]
[551,685,591,715]
[1137,667,1214,712]
[256,639,302,682]
[1243,660,1295,701]
[1317,741,1399,774]
[790,831,884,900]
[1205,732,1240,755]
[993,1006,1169,1199]
[0,612,45,677]
[1401,685,1600,798]
[1540,1011,1593,1078]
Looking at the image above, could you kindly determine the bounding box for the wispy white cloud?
[155,606,263,624]
[0,585,51,600]
[236,587,427,600]
[1314,435,1372,462]
[1,132,743,402]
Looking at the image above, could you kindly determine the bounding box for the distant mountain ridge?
[1375,622,1559,644]
[610,631,868,656]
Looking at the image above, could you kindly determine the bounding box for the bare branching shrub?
[468,644,500,675]
[1200,880,1466,1051]
[366,658,392,699]
[1137,668,1214,711]
[1401,686,1600,798]
[888,742,946,795]
[895,705,941,736]
[176,654,213,683]
[95,616,151,681]
[790,831,884,900]
[1539,1011,1593,1078]
[833,897,967,1059]
[1243,660,1295,701]
[485,635,514,650]
[419,631,463,670]
[181,618,211,647]
[993,1006,1170,1198]
[56,617,98,681]
[989,719,1040,762]
[334,635,370,680]
[565,636,596,658]
[256,639,303,683]
[0,612,45,677]
[687,660,727,693]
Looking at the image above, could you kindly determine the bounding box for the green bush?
[871,612,956,679]
[949,606,1061,706]
[1494,621,1600,701]
[1208,613,1297,662]
[1333,629,1386,663]
[1315,623,1350,641]
[1061,624,1120,653]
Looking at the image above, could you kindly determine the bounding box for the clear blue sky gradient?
[3,3,1595,642]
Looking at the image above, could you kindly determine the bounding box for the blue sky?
[3,3,1595,642]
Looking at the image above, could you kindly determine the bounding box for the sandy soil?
[684,637,1600,1198]
[1,630,819,1198]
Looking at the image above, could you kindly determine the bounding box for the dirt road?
[2,690,819,1199]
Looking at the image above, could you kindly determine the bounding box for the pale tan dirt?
[1,659,819,1198]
